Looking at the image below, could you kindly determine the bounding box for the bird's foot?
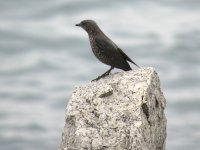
[91,72,110,82]
[91,67,114,82]
[91,76,102,82]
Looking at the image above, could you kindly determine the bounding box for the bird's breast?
[88,35,111,65]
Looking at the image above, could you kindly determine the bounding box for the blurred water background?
[0,0,200,150]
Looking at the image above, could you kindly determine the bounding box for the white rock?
[59,67,166,150]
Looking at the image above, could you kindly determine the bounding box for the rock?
[59,67,167,150]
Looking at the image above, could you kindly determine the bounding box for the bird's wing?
[95,35,140,68]
[95,35,117,52]
[94,35,119,58]
[117,48,140,68]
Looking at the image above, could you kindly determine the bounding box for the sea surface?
[0,0,200,150]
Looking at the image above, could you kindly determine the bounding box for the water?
[0,0,200,150]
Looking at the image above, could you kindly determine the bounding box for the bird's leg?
[101,66,114,76]
[92,66,114,81]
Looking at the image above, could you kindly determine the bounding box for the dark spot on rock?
[102,146,109,149]
[85,119,95,127]
[85,99,91,104]
[99,90,113,98]
[122,114,129,122]
[142,103,149,119]
[142,103,151,126]
[66,115,75,125]
[155,96,159,107]
[91,109,100,118]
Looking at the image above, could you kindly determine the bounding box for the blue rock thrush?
[76,20,139,81]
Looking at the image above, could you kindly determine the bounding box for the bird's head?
[76,20,101,34]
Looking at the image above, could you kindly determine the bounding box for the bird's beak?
[75,23,81,27]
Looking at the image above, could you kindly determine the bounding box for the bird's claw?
[91,67,114,82]
[91,76,101,82]
[91,72,110,82]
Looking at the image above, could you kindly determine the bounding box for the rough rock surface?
[59,67,166,150]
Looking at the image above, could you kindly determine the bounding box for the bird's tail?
[118,48,140,68]
[123,62,132,71]
[130,60,140,68]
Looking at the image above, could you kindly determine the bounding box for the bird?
[76,20,139,81]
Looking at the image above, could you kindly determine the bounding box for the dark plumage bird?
[76,20,139,81]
